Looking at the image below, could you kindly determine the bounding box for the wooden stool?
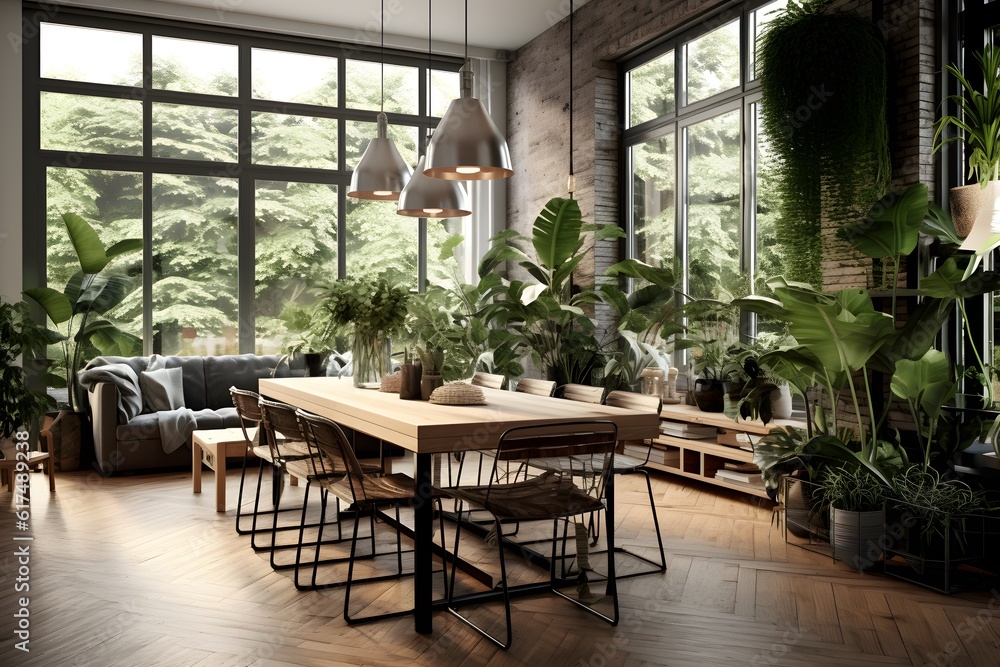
[0,430,56,497]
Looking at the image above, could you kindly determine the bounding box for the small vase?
[420,374,443,401]
[400,364,422,400]
[351,331,391,388]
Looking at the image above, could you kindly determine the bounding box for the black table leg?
[414,452,433,634]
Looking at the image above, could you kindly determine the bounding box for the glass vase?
[351,330,391,388]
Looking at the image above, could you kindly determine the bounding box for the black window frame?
[22,3,462,356]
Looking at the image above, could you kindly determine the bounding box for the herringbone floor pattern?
[1,460,998,666]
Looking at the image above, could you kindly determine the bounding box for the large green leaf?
[22,287,73,324]
[870,296,953,373]
[920,257,1000,299]
[76,275,134,315]
[921,203,961,246]
[105,238,143,259]
[531,197,583,271]
[890,349,957,423]
[770,282,895,375]
[839,184,927,259]
[478,244,525,279]
[605,259,675,289]
[82,320,143,356]
[63,212,111,274]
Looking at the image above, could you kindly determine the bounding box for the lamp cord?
[428,0,432,125]
[569,0,574,182]
[464,0,469,61]
[380,0,385,112]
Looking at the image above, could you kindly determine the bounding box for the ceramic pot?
[769,384,793,420]
[693,378,725,412]
[399,364,422,400]
[830,508,885,571]
[420,374,443,401]
[949,184,984,238]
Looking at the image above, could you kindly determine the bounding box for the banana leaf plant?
[478,197,624,385]
[23,213,142,412]
[739,184,1000,493]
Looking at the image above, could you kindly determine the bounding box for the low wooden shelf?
[640,403,805,500]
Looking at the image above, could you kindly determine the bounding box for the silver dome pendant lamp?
[348,0,412,200]
[423,0,513,180]
[397,0,472,218]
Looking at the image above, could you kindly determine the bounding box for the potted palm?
[933,44,1000,238]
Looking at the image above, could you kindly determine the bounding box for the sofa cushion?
[204,354,284,410]
[140,368,185,412]
[117,407,243,440]
[163,356,209,411]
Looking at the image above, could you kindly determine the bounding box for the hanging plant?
[758,0,891,287]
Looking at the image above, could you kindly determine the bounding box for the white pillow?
[140,367,185,412]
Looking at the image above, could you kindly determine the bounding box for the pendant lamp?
[398,0,472,218]
[348,0,412,200]
[423,0,513,181]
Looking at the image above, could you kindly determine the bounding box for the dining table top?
[258,377,660,454]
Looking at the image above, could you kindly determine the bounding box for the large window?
[623,0,787,339]
[26,10,463,357]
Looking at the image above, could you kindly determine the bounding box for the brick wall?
[506,0,937,298]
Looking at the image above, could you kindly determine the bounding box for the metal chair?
[514,378,557,397]
[296,410,449,623]
[231,387,311,551]
[442,420,620,650]
[471,372,506,390]
[558,383,605,404]
[602,390,666,576]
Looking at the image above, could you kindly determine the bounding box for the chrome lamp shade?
[348,112,412,200]
[424,68,513,181]
[397,155,471,218]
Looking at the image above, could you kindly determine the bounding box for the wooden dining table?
[258,377,660,634]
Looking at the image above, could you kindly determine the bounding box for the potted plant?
[933,44,1000,238]
[23,212,142,471]
[0,300,57,459]
[817,466,888,570]
[478,197,624,385]
[312,277,409,388]
[277,302,340,377]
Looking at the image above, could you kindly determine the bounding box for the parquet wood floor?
[1,460,998,666]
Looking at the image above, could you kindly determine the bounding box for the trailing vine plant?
[757,0,891,287]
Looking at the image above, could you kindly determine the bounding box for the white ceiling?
[120,0,592,52]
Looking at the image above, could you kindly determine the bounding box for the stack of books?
[714,461,764,489]
[659,421,718,440]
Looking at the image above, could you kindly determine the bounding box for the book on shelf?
[714,469,765,486]
[723,461,760,473]
[659,421,718,439]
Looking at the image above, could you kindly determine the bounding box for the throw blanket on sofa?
[157,407,197,455]
[80,359,143,423]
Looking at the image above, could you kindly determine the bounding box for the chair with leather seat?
[471,372,506,390]
[296,409,448,622]
[442,420,620,650]
[513,377,557,397]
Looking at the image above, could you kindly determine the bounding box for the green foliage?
[479,197,626,385]
[758,0,890,286]
[933,44,1000,187]
[24,212,142,412]
[0,301,58,439]
[817,466,887,513]
[313,278,409,341]
[890,468,995,544]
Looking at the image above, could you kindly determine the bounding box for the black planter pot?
[693,378,725,412]
[303,352,327,377]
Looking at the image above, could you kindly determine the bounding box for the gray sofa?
[88,354,290,474]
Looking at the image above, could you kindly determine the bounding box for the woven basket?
[429,383,486,405]
[379,371,402,393]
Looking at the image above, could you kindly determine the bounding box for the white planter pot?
[830,507,885,571]
[769,384,793,420]
[960,181,1000,250]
